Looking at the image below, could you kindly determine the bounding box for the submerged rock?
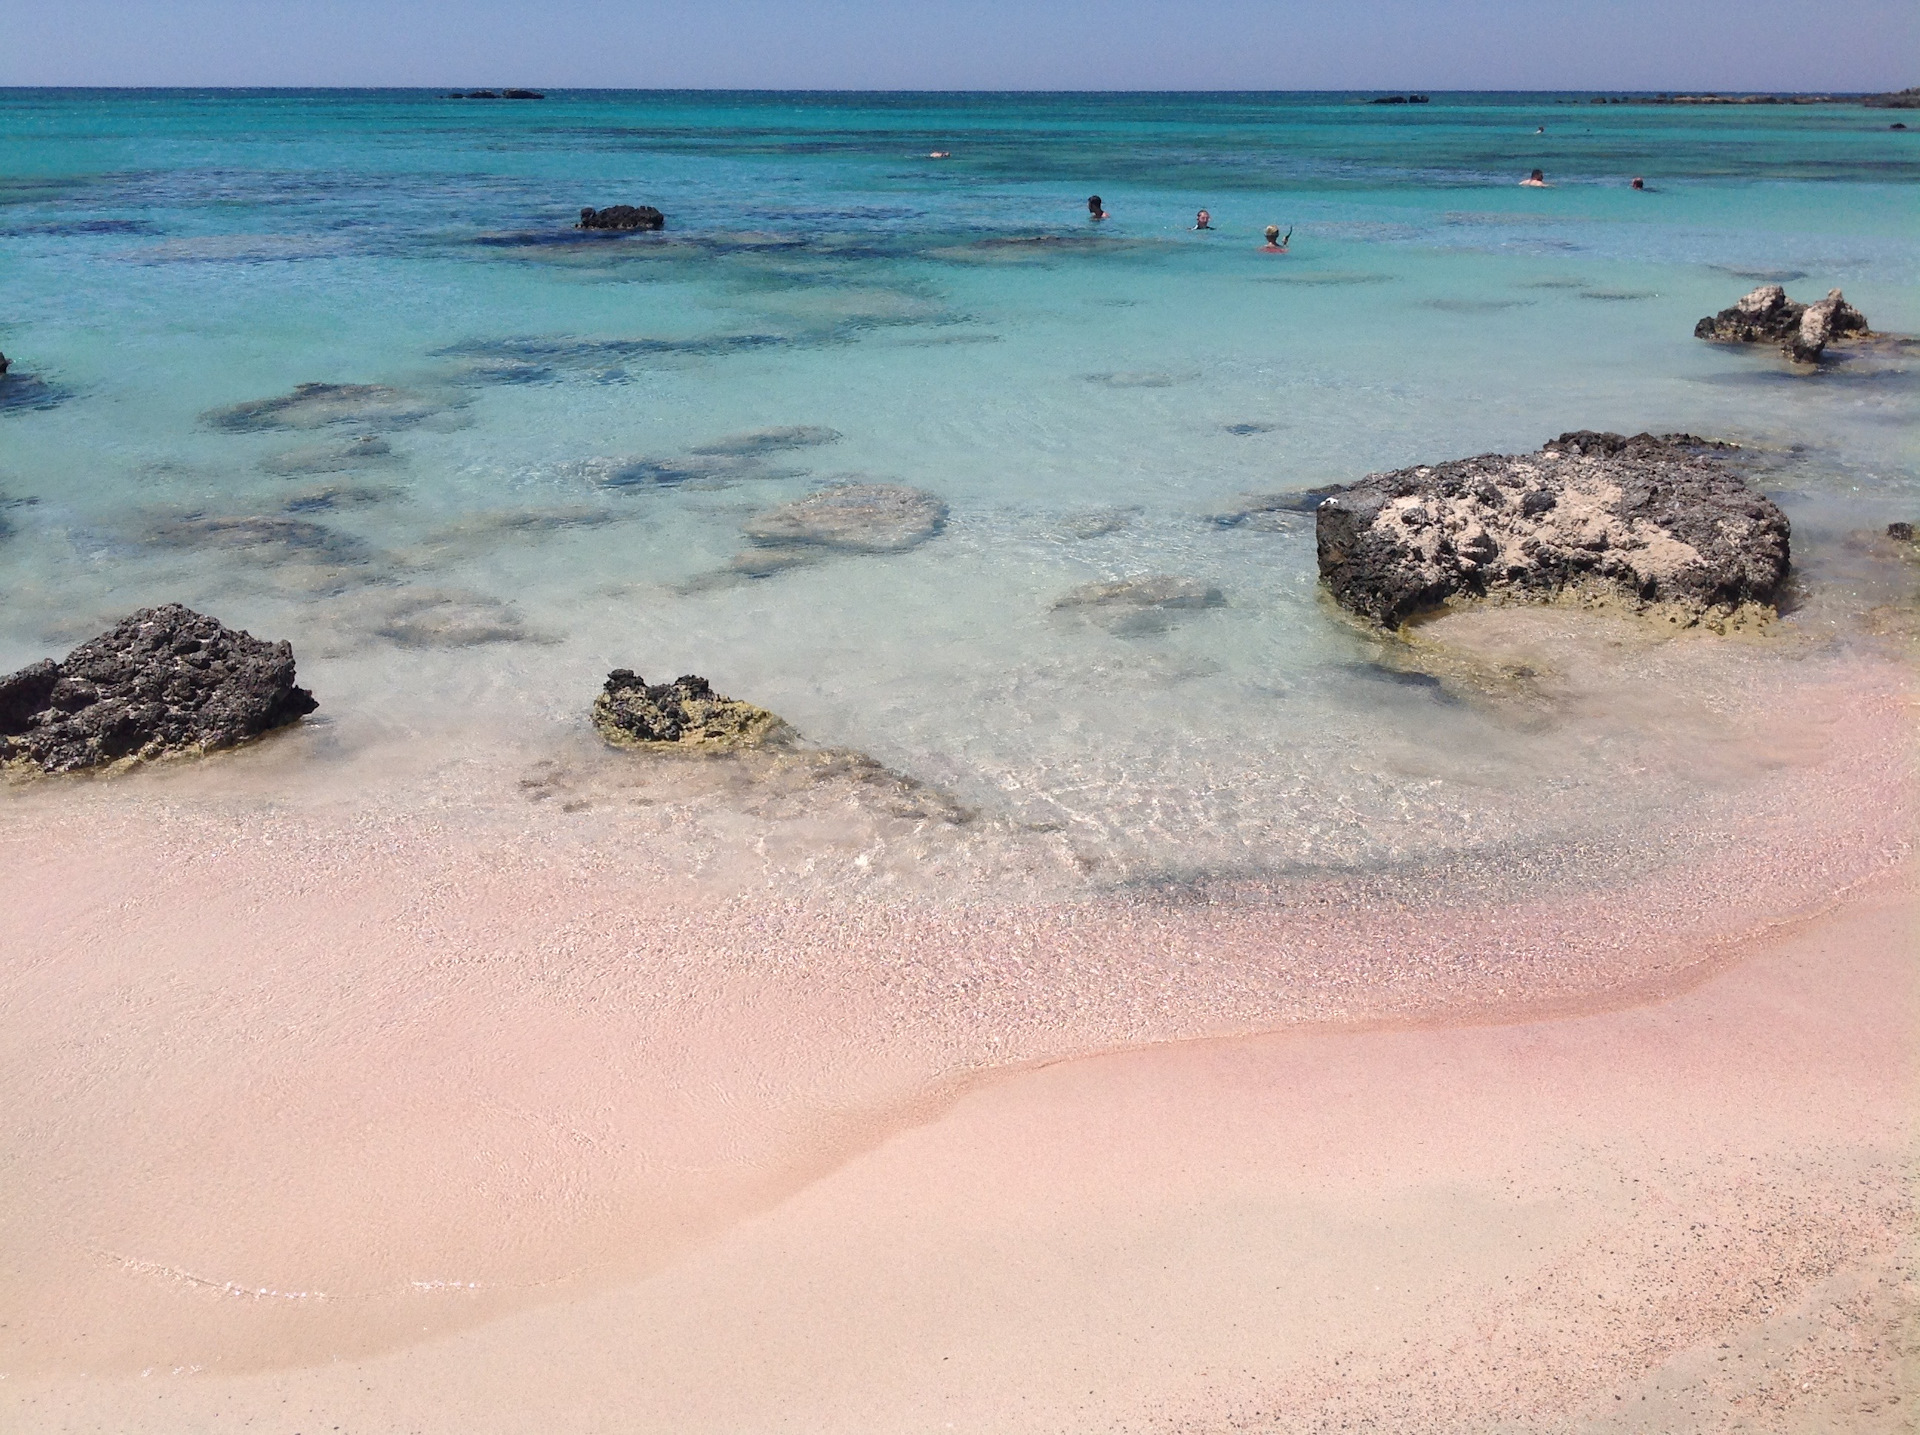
[1054,574,1225,633]
[688,425,842,456]
[742,482,948,553]
[204,383,447,432]
[591,670,791,751]
[1889,522,1915,543]
[261,434,402,476]
[1212,488,1342,529]
[0,604,317,773]
[1054,575,1225,611]
[1315,432,1790,627]
[1694,284,1871,363]
[578,205,665,231]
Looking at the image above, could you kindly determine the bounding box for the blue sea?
[2,89,1915,886]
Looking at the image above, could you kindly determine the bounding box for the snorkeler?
[1088,195,1109,220]
[1520,168,1549,187]
[1262,225,1291,252]
[1194,209,1212,230]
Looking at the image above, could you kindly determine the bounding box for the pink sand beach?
[1,631,1914,1432]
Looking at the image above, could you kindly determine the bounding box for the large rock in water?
[1314,432,1790,627]
[0,605,317,773]
[1694,284,1869,363]
[591,670,790,751]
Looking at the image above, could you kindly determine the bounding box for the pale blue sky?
[5,0,1914,91]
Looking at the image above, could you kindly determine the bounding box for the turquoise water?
[2,90,1916,883]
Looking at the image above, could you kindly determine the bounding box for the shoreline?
[4,851,1912,1430]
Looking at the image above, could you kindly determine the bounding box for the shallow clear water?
[2,89,1915,884]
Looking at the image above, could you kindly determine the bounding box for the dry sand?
[0,657,1914,1432]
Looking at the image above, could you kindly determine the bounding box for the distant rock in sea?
[591,670,791,752]
[1694,284,1870,364]
[578,205,665,232]
[0,604,317,773]
[1315,432,1789,627]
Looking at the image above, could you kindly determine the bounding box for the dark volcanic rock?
[0,605,317,773]
[1694,284,1870,363]
[1315,433,1790,627]
[578,205,666,232]
[591,670,790,751]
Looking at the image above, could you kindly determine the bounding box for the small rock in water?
[1693,284,1871,364]
[577,205,665,231]
[742,482,948,553]
[0,604,317,773]
[688,425,843,456]
[1315,432,1790,627]
[204,383,447,432]
[591,670,791,751]
[1888,521,1916,543]
[261,435,401,476]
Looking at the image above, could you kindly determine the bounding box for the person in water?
[1088,195,1109,220]
[1262,225,1291,252]
[1520,168,1549,187]
[1631,176,1645,190]
[1193,209,1212,230]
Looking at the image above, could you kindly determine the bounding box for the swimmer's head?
[1631,176,1645,189]
[1088,195,1103,215]
[1265,225,1280,243]
[1530,169,1545,181]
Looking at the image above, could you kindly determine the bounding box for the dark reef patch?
[204,383,454,432]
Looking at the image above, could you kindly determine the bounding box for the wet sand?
[0,656,1914,1431]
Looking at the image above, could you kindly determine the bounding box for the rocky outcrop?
[577,205,665,231]
[1315,432,1790,627]
[741,482,948,553]
[1694,284,1870,363]
[0,605,317,773]
[591,670,790,751]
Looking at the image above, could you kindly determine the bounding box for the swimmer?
[1193,209,1212,230]
[1262,225,1291,252]
[1630,176,1645,189]
[1520,168,1549,187]
[1088,195,1109,221]
[1536,125,1545,134]
[928,150,951,159]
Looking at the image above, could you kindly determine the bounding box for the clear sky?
[5,0,1914,91]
